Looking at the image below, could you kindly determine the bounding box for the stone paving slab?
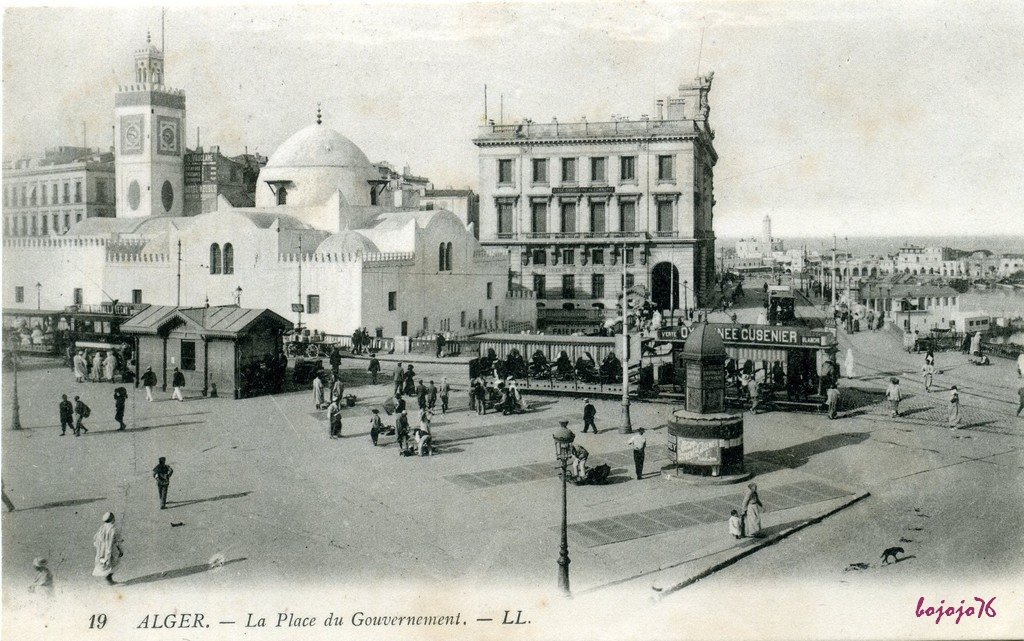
[564,479,855,548]
[444,444,672,489]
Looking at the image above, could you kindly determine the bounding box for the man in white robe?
[92,512,123,585]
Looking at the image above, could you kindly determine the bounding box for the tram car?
[766,286,797,325]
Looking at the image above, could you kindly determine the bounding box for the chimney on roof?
[656,100,664,120]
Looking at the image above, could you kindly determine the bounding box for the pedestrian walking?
[844,348,855,379]
[103,351,116,382]
[113,386,128,430]
[970,331,982,357]
[439,377,450,414]
[73,351,87,383]
[748,377,760,414]
[582,399,597,433]
[369,409,384,446]
[171,367,185,402]
[627,428,647,480]
[396,411,410,453]
[29,558,54,597]
[948,385,962,430]
[742,483,764,537]
[92,512,123,585]
[311,373,326,409]
[728,511,744,539]
[393,362,404,395]
[416,379,427,410]
[922,361,935,392]
[826,385,840,419]
[141,367,157,401]
[152,457,173,508]
[59,394,74,435]
[435,332,446,358]
[571,442,589,480]
[368,354,381,384]
[404,366,416,397]
[329,346,342,378]
[91,352,103,382]
[331,375,344,405]
[328,399,343,439]
[1016,383,1024,417]
[1017,353,1024,378]
[427,380,438,410]
[886,377,902,417]
[73,396,90,435]
[419,407,432,435]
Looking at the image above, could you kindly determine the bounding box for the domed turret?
[681,321,726,361]
[315,230,379,255]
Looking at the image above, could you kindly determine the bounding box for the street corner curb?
[653,490,871,601]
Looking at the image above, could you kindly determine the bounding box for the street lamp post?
[619,243,632,434]
[9,338,22,431]
[35,282,41,310]
[552,421,575,596]
[683,280,689,318]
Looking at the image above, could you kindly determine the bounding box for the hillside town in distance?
[2,8,1023,641]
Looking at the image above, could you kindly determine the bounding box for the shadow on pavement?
[119,557,247,586]
[17,497,106,511]
[747,432,871,471]
[87,420,207,435]
[165,491,251,509]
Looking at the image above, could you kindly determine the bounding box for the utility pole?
[619,242,632,434]
[831,234,837,311]
[10,338,22,430]
[176,239,182,306]
[297,235,303,331]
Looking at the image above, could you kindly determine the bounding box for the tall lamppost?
[683,280,689,318]
[9,337,22,431]
[619,243,632,434]
[552,421,575,596]
[35,282,41,310]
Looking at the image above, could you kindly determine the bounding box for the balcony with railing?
[475,119,702,142]
[488,230,679,243]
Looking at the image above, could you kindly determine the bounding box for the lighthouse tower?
[113,32,186,218]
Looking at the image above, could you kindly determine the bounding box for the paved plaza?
[2,322,1023,636]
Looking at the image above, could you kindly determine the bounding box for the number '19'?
[89,613,107,629]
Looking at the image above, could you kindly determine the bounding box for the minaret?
[761,214,772,246]
[113,31,186,218]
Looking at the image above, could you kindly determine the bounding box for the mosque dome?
[315,230,380,255]
[255,120,381,213]
[266,124,372,170]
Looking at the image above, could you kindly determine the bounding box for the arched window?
[210,243,221,274]
[223,243,234,274]
[445,242,453,271]
[277,187,288,206]
[439,243,446,271]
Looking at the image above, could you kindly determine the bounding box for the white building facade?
[473,74,718,325]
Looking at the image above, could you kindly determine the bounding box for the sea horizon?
[718,234,1024,257]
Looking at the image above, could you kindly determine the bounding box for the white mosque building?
[3,35,532,338]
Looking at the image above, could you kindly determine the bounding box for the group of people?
[469,375,526,415]
[72,349,121,384]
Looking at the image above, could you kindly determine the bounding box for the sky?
[3,1,1024,239]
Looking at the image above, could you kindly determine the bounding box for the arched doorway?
[651,262,679,311]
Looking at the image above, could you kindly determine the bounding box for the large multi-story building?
[2,147,116,236]
[473,73,718,327]
[735,214,784,259]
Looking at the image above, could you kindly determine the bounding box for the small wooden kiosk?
[121,305,293,399]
